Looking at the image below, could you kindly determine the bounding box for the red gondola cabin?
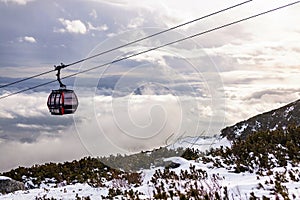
[47,89,78,115]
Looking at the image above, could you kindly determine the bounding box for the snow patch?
[284,105,294,117]
[0,176,11,180]
[164,157,189,166]
[0,183,108,200]
[270,124,278,131]
[234,123,248,136]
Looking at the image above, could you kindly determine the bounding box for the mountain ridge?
[221,99,300,140]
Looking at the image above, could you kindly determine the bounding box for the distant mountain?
[133,83,172,95]
[221,99,300,140]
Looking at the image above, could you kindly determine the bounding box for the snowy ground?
[0,177,10,181]
[1,137,300,199]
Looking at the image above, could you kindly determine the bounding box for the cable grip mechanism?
[54,63,66,89]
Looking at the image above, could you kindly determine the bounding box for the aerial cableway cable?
[0,0,252,90]
[0,69,56,89]
[0,0,299,100]
[63,0,252,68]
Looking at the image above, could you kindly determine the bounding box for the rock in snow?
[0,177,25,194]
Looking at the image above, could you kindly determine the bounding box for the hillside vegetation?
[1,147,184,188]
[1,126,300,199]
[204,126,300,173]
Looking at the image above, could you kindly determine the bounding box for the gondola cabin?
[47,89,78,115]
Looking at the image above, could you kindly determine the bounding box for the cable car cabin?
[47,89,78,115]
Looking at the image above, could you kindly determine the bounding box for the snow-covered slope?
[221,99,300,140]
[1,156,300,199]
[1,135,300,199]
[168,135,231,151]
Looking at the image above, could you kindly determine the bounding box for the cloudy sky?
[0,0,300,171]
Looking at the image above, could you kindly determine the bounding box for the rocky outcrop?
[0,176,25,194]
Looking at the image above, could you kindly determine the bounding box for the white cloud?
[107,32,117,38]
[24,36,36,43]
[91,0,253,28]
[0,92,48,118]
[207,38,300,68]
[55,18,108,35]
[0,65,54,79]
[16,123,51,130]
[57,18,87,34]
[0,109,14,119]
[221,69,300,125]
[127,17,144,29]
[89,9,98,19]
[18,36,36,43]
[73,93,217,156]
[87,22,108,31]
[0,0,34,5]
[0,128,88,172]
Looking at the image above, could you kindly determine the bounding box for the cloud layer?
[0,0,34,5]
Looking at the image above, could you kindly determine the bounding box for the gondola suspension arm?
[54,63,66,89]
